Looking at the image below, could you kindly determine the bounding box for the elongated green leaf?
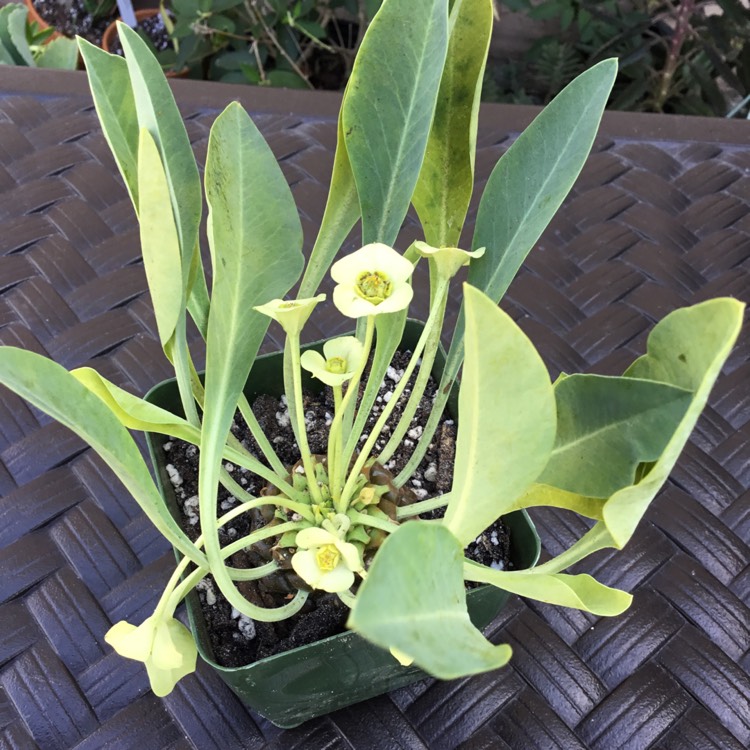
[72,367,291,486]
[469,57,617,297]
[412,0,493,247]
[137,129,184,346]
[0,348,205,566]
[71,367,199,442]
[444,285,555,545]
[36,37,79,70]
[200,101,304,619]
[343,0,448,244]
[349,522,512,679]
[298,89,359,298]
[116,25,209,337]
[464,562,632,616]
[539,374,693,498]
[78,39,140,209]
[118,25,200,280]
[603,298,744,547]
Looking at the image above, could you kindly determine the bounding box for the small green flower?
[413,241,485,280]
[105,614,197,696]
[291,514,363,592]
[253,294,326,336]
[300,336,364,386]
[331,243,414,318]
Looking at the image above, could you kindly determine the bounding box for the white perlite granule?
[166,464,182,487]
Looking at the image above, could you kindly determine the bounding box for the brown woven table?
[0,67,748,750]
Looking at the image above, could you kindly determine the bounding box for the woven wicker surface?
[0,68,748,750]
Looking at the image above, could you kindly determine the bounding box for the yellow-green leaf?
[349,522,512,679]
[444,285,556,545]
[412,0,494,247]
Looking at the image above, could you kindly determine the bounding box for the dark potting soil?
[163,350,511,668]
[32,0,114,46]
[109,14,172,56]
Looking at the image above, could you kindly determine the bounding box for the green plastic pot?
[146,320,541,728]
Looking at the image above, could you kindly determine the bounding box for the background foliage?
[485,0,750,117]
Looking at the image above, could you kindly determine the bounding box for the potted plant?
[0,0,743,729]
[101,4,188,78]
[23,0,116,46]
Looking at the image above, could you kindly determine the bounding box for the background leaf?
[444,285,555,545]
[343,0,448,244]
[349,522,512,679]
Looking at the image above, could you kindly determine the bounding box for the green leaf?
[513,483,604,520]
[444,285,555,546]
[71,367,199,442]
[464,562,632,616]
[7,5,33,65]
[349,522,512,679]
[137,129,185,346]
[78,40,140,211]
[603,298,745,548]
[0,348,205,567]
[539,374,693,498]
[0,5,26,66]
[35,36,79,69]
[117,24,209,336]
[412,0,493,247]
[467,58,616,304]
[298,89,359,297]
[200,101,304,617]
[343,0,448,244]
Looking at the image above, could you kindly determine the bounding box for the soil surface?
[32,0,114,46]
[164,350,511,667]
[109,14,172,56]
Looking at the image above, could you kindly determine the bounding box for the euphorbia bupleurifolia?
[0,0,742,695]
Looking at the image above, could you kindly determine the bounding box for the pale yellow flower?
[291,515,363,593]
[105,615,197,697]
[300,336,364,387]
[253,294,326,335]
[331,243,414,318]
[413,241,485,280]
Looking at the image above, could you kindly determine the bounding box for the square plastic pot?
[145,320,541,728]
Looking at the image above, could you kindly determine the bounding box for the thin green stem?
[331,316,375,508]
[396,492,450,519]
[288,334,324,504]
[348,510,400,534]
[222,442,306,504]
[168,316,200,427]
[340,283,449,506]
[336,589,357,608]
[379,288,448,464]
[237,393,287,476]
[530,522,615,575]
[327,384,344,500]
